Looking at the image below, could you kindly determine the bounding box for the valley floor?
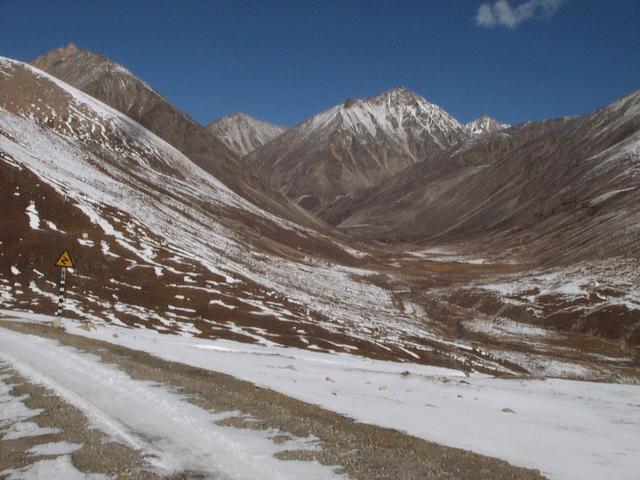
[1,313,638,480]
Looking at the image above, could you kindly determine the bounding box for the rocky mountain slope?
[32,44,238,171]
[207,112,285,157]
[244,87,470,212]
[318,94,640,349]
[322,91,640,264]
[31,44,322,230]
[465,116,509,135]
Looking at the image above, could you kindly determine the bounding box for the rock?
[80,321,94,331]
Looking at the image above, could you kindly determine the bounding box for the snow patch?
[27,441,83,456]
[25,202,40,230]
[1,455,108,480]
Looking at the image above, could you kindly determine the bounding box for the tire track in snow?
[0,326,343,479]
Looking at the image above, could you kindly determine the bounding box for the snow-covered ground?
[407,246,489,264]
[3,456,108,480]
[0,362,108,479]
[2,311,639,480]
[0,323,344,479]
[476,259,640,312]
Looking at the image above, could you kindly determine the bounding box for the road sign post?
[55,250,74,316]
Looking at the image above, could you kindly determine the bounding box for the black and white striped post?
[54,250,74,317]
[56,266,67,316]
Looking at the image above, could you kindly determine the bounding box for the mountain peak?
[31,44,161,100]
[382,85,413,96]
[58,42,79,55]
[371,86,420,104]
[465,116,510,135]
[224,112,276,125]
[340,87,421,111]
[342,98,358,109]
[332,87,465,136]
[207,112,285,157]
[33,43,104,67]
[228,112,251,120]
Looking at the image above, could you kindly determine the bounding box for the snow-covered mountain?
[2,41,639,480]
[245,87,470,211]
[465,116,510,135]
[322,91,640,265]
[207,113,285,157]
[318,92,640,351]
[3,48,640,380]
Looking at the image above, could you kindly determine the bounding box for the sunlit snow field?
[1,311,639,480]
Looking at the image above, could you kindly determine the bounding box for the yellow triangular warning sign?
[55,250,74,268]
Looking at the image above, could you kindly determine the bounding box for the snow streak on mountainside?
[245,87,470,212]
[208,113,285,157]
[31,44,239,169]
[465,116,510,135]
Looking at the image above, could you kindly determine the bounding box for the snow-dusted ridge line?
[245,85,472,211]
[465,116,510,135]
[0,56,307,234]
[300,87,466,152]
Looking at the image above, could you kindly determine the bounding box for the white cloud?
[476,0,568,29]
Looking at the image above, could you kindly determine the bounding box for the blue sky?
[3,0,639,127]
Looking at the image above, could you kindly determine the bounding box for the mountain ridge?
[1,53,638,383]
[31,44,327,231]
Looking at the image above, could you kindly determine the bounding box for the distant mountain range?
[1,44,638,372]
[23,44,640,265]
